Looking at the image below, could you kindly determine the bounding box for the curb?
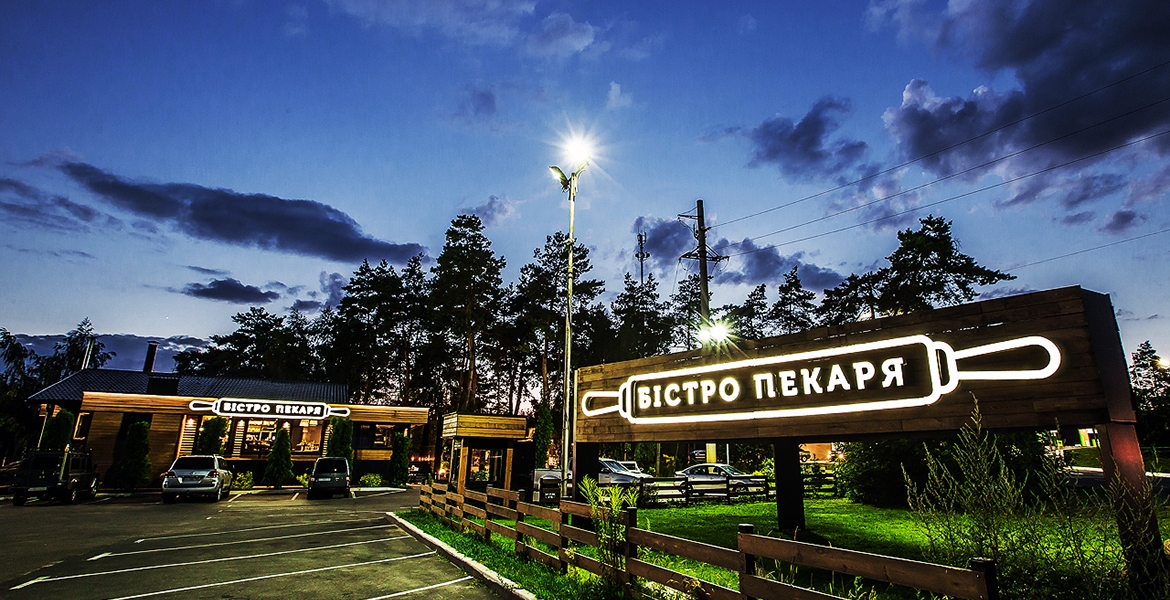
[386,511,537,600]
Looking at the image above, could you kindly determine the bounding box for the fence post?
[624,506,639,594]
[968,557,999,600]
[739,523,756,600]
[515,500,526,557]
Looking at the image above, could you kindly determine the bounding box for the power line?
[710,58,1170,231]
[1011,227,1170,270]
[716,94,1170,252]
[725,127,1170,258]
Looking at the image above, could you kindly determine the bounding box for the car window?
[722,465,745,476]
[315,459,348,474]
[172,457,215,470]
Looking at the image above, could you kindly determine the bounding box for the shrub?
[194,416,228,455]
[325,417,353,460]
[233,471,254,489]
[532,399,555,468]
[41,409,76,450]
[579,476,639,591]
[359,473,383,487]
[388,432,411,486]
[262,428,294,488]
[296,473,309,488]
[107,420,151,489]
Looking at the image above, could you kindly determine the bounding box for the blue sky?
[2,0,1169,370]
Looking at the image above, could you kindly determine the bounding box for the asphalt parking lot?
[0,488,495,599]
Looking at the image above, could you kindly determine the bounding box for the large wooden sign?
[575,286,1135,443]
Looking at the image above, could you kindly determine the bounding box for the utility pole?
[635,232,650,285]
[679,199,726,323]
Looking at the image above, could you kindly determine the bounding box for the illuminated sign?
[188,398,351,419]
[580,335,1060,425]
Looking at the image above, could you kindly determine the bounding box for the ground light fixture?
[550,136,592,498]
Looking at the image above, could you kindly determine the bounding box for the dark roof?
[30,369,349,404]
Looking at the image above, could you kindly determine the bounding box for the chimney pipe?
[143,341,159,373]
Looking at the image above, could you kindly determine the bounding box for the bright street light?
[697,320,731,346]
[550,137,591,498]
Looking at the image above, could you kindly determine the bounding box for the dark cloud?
[456,83,498,121]
[12,332,205,372]
[747,97,868,180]
[0,176,122,233]
[54,161,425,264]
[290,299,323,312]
[632,216,694,271]
[1060,211,1095,226]
[468,194,516,226]
[527,12,596,57]
[1118,309,1164,322]
[319,271,347,308]
[1058,173,1126,209]
[873,0,1170,212]
[714,238,844,290]
[1099,209,1145,234]
[978,285,1035,299]
[176,278,281,304]
[186,265,230,276]
[827,168,922,232]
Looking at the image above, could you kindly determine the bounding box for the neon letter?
[853,361,875,390]
[682,381,699,404]
[826,364,851,392]
[664,383,681,407]
[719,377,740,402]
[801,368,823,395]
[753,373,776,399]
[882,358,905,388]
[653,385,662,408]
[638,386,652,409]
[700,380,717,403]
[779,371,798,396]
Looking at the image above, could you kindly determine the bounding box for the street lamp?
[550,140,591,498]
[696,320,731,346]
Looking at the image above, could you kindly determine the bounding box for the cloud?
[872,0,1170,217]
[0,176,122,233]
[527,12,596,57]
[325,0,535,45]
[291,299,323,312]
[978,285,1035,299]
[714,238,844,290]
[186,265,230,276]
[12,332,207,372]
[175,278,281,304]
[632,216,694,271]
[54,161,426,265]
[453,83,498,122]
[738,14,757,35]
[1099,209,1145,234]
[284,4,309,37]
[746,97,868,180]
[319,271,347,308]
[606,82,632,110]
[468,194,517,226]
[1060,211,1095,226]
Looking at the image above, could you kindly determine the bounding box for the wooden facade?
[441,414,528,440]
[576,286,1133,443]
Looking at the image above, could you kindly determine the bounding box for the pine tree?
[721,284,771,340]
[388,432,412,486]
[262,428,294,489]
[325,417,353,460]
[194,417,228,455]
[109,420,151,489]
[1131,341,1170,446]
[612,273,673,360]
[768,267,817,335]
[41,409,76,450]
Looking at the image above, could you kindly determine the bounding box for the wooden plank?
[560,549,605,576]
[518,501,561,523]
[463,519,486,536]
[739,534,988,600]
[420,495,433,506]
[485,504,519,520]
[559,500,594,519]
[626,559,740,600]
[560,524,598,546]
[524,546,563,570]
[449,506,464,520]
[628,528,741,571]
[464,489,488,503]
[517,521,561,548]
[484,519,518,540]
[739,574,846,600]
[487,487,519,502]
[431,482,448,492]
[463,504,487,519]
[345,405,429,424]
[445,492,465,504]
[429,504,444,517]
[420,485,432,495]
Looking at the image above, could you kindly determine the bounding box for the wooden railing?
[417,484,998,600]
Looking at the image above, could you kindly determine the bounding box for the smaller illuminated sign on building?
[581,335,1060,425]
[188,398,351,419]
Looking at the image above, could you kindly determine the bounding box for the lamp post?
[550,145,590,497]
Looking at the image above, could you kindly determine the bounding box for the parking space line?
[13,535,411,589]
[90,523,394,560]
[291,493,299,501]
[363,576,474,599]
[104,551,436,600]
[133,517,377,543]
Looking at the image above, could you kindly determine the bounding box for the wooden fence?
[418,484,998,600]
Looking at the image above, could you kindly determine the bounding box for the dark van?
[12,449,100,506]
[307,457,350,499]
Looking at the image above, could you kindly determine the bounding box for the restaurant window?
[291,420,322,454]
[72,412,93,443]
[242,419,278,455]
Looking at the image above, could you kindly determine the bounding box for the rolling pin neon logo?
[580,335,1060,425]
[188,398,351,419]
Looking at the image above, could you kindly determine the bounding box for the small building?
[440,413,533,495]
[30,368,428,482]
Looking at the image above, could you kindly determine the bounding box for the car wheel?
[61,486,78,504]
[86,478,100,499]
[12,493,26,506]
[220,485,230,500]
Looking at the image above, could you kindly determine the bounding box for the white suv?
[162,455,233,503]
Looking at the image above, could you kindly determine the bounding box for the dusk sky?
[2,1,1168,371]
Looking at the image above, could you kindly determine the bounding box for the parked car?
[11,448,100,506]
[617,460,642,473]
[307,457,351,499]
[677,463,763,496]
[162,455,233,503]
[598,458,654,486]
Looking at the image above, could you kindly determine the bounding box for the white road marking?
[104,551,436,600]
[291,493,299,501]
[16,536,411,587]
[133,517,377,543]
[363,576,474,599]
[88,523,394,560]
[227,493,241,502]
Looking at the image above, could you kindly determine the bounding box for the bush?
[41,409,76,450]
[107,420,151,489]
[296,473,309,488]
[836,439,942,507]
[359,473,383,487]
[388,432,411,486]
[325,417,353,460]
[194,416,228,455]
[262,428,294,488]
[233,471,254,489]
